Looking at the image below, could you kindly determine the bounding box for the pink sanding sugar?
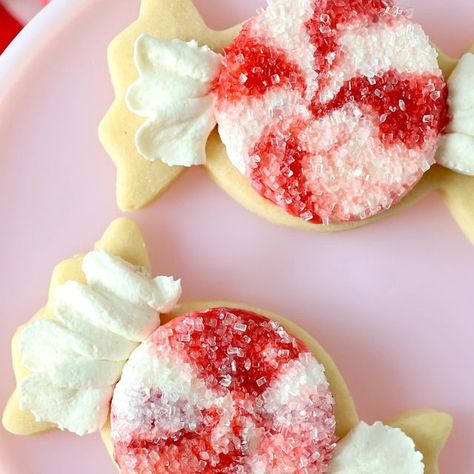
[212,0,449,223]
[111,308,337,473]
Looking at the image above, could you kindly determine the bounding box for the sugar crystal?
[234,322,248,332]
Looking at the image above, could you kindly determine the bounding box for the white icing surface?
[127,34,222,166]
[217,88,309,174]
[329,22,440,103]
[115,339,217,412]
[19,250,182,436]
[436,53,474,175]
[329,421,424,473]
[303,104,436,221]
[340,22,439,76]
[263,352,327,414]
[112,340,231,440]
[252,0,317,99]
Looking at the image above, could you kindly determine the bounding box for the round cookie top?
[212,0,449,223]
[110,307,337,473]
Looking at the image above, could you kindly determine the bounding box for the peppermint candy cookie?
[2,218,452,473]
[100,0,474,239]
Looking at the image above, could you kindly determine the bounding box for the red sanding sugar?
[111,308,337,473]
[212,0,449,223]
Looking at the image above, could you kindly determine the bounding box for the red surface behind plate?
[0,0,473,473]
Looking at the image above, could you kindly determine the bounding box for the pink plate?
[0,0,473,472]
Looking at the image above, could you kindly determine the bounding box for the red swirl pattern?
[111,308,337,473]
[213,0,449,223]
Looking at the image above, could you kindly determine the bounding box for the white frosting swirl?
[18,250,181,436]
[329,421,424,473]
[436,53,474,175]
[127,34,222,167]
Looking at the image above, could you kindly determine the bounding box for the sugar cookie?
[100,0,474,240]
[2,218,452,473]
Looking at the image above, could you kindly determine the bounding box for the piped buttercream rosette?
[18,250,181,435]
[126,37,221,167]
[126,0,474,225]
[436,53,474,175]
